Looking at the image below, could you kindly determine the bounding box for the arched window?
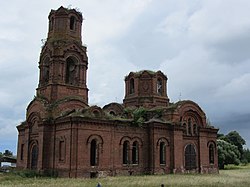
[70,16,76,30]
[49,17,54,31]
[93,110,100,117]
[157,78,163,95]
[20,144,24,160]
[123,141,129,164]
[66,57,77,85]
[90,139,98,166]
[193,124,197,135]
[160,142,166,165]
[188,118,192,135]
[183,123,187,135]
[185,144,196,170]
[132,141,139,164]
[129,78,135,94]
[109,111,116,116]
[209,144,215,164]
[42,57,50,85]
[31,144,38,169]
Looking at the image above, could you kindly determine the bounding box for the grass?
[1,165,250,187]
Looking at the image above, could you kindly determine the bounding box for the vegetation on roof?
[124,70,156,79]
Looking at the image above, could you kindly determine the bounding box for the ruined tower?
[123,70,169,108]
[37,6,88,104]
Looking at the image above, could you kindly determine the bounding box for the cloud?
[83,0,152,45]
[215,113,250,148]
[215,73,250,99]
[1,0,250,154]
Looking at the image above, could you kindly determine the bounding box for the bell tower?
[37,6,88,105]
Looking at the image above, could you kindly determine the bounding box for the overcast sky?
[0,0,250,154]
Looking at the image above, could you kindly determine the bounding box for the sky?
[0,0,250,154]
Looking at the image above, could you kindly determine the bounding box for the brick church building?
[16,7,218,178]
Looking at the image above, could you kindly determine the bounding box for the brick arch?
[103,102,124,116]
[86,134,104,156]
[39,53,51,65]
[27,112,41,125]
[156,137,170,147]
[182,111,203,128]
[65,53,81,64]
[86,106,103,118]
[119,136,132,145]
[131,137,143,147]
[64,46,87,62]
[26,99,47,120]
[86,134,103,145]
[207,140,216,148]
[27,112,41,134]
[176,101,206,127]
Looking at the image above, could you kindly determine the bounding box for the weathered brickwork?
[16,6,218,178]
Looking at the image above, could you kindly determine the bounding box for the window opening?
[49,17,54,31]
[132,141,139,164]
[123,141,129,164]
[188,118,192,135]
[183,123,187,135]
[93,110,100,117]
[70,16,76,30]
[160,142,166,165]
[209,144,215,164]
[193,124,197,135]
[42,57,50,85]
[66,57,77,85]
[129,78,135,94]
[109,111,116,116]
[157,78,163,95]
[20,144,24,160]
[90,139,98,166]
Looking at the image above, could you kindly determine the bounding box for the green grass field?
[1,165,250,187]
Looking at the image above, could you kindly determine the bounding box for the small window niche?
[49,17,54,31]
[20,144,24,160]
[123,141,129,165]
[129,78,135,94]
[157,78,163,95]
[160,142,166,165]
[70,16,76,30]
[132,141,139,165]
[59,139,66,162]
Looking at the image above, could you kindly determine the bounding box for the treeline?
[0,150,13,158]
[217,131,250,169]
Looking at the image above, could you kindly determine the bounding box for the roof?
[125,70,167,79]
[0,156,16,163]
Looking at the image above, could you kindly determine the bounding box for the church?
[16,6,218,178]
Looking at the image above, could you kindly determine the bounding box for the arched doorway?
[185,144,196,170]
[31,144,38,169]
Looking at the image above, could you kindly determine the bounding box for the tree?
[242,148,250,164]
[217,139,241,169]
[225,131,246,159]
[3,150,13,157]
